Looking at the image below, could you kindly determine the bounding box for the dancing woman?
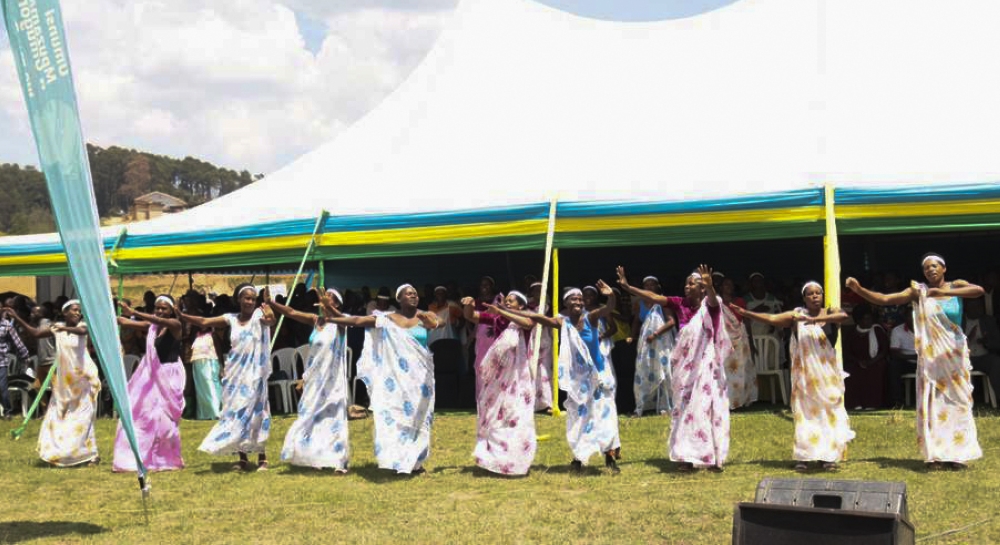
[268,289,351,472]
[617,265,730,472]
[179,283,276,471]
[6,301,101,467]
[496,281,621,474]
[846,253,984,469]
[323,284,439,474]
[112,296,186,472]
[629,277,674,416]
[462,291,537,475]
[472,276,504,401]
[527,282,553,412]
[731,282,854,471]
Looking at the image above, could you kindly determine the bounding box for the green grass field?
[1,407,999,544]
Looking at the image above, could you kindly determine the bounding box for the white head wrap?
[325,288,343,304]
[434,285,447,293]
[563,288,583,301]
[61,299,80,312]
[801,281,824,296]
[155,295,175,308]
[395,284,415,301]
[642,276,659,284]
[749,272,765,281]
[481,276,496,286]
[529,282,542,289]
[238,285,257,297]
[508,290,528,306]
[922,254,946,267]
[688,272,703,282]
[582,285,598,294]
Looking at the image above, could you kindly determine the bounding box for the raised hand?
[615,266,629,287]
[118,300,134,315]
[596,279,613,296]
[727,303,746,317]
[845,277,860,292]
[261,286,272,304]
[460,296,475,307]
[697,264,714,289]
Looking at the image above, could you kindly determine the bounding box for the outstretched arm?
[264,299,318,327]
[929,280,985,299]
[615,266,670,306]
[485,304,534,329]
[177,312,229,329]
[53,323,88,336]
[324,315,377,328]
[118,302,182,337]
[845,277,915,306]
[2,309,53,339]
[803,308,849,325]
[116,315,151,331]
[729,304,796,329]
[502,307,562,329]
[461,297,481,325]
[417,311,445,330]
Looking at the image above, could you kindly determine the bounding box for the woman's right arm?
[264,300,318,327]
[323,315,377,328]
[461,297,481,325]
[729,305,796,328]
[177,312,229,329]
[2,310,54,338]
[117,316,151,331]
[845,278,915,306]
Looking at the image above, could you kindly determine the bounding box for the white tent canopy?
[6,0,1000,245]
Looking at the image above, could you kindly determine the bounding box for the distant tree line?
[0,144,262,235]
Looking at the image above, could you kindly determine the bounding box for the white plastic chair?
[268,348,298,414]
[903,370,997,408]
[753,335,788,405]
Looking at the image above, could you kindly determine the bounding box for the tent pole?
[318,260,325,289]
[551,247,561,416]
[530,198,558,383]
[270,211,330,351]
[823,183,843,365]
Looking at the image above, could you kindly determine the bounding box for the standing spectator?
[744,273,783,339]
[4,303,55,394]
[0,303,31,418]
[983,271,999,317]
[843,304,889,409]
[877,272,908,329]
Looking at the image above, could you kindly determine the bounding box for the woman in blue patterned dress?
[323,284,442,474]
[267,288,352,472]
[179,283,276,471]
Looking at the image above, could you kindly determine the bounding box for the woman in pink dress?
[112,296,186,472]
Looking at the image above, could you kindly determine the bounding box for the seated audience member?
[843,304,889,409]
[964,296,1000,403]
[888,307,917,408]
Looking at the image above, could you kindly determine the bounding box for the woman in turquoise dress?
[324,284,442,474]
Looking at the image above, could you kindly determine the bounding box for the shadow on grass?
[0,521,107,543]
[195,462,250,475]
[456,466,531,479]
[350,463,425,483]
[856,457,932,472]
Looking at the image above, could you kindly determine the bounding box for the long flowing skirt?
[790,315,854,462]
[529,326,553,411]
[668,300,731,467]
[474,325,536,475]
[282,325,350,470]
[113,348,186,472]
[38,331,101,467]
[634,306,673,414]
[559,317,620,464]
[913,285,982,463]
[722,308,757,409]
[192,358,223,420]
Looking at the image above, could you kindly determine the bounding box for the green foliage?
[0,146,260,235]
[1,408,999,543]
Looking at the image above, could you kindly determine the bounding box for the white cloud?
[0,0,456,173]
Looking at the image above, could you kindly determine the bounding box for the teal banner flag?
[2,0,148,486]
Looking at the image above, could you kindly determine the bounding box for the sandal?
[605,453,621,475]
[948,462,968,471]
[707,465,724,473]
[232,460,249,472]
[570,460,583,473]
[925,461,944,471]
[794,462,809,473]
[822,462,839,472]
[677,462,696,473]
[256,461,269,472]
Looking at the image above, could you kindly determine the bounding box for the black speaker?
[733,479,914,545]
[755,478,908,518]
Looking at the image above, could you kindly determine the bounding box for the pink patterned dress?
[113,323,186,472]
[474,323,536,475]
[668,298,730,468]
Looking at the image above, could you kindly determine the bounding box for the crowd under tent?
[1,0,999,299]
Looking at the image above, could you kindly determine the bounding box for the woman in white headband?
[616,264,730,473]
[459,290,537,475]
[847,253,985,469]
[488,280,622,474]
[179,282,277,471]
[733,281,854,472]
[427,285,462,350]
[264,288,351,472]
[620,273,676,418]
[111,295,186,473]
[526,281,554,413]
[714,273,757,411]
[321,283,442,475]
[8,300,101,467]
